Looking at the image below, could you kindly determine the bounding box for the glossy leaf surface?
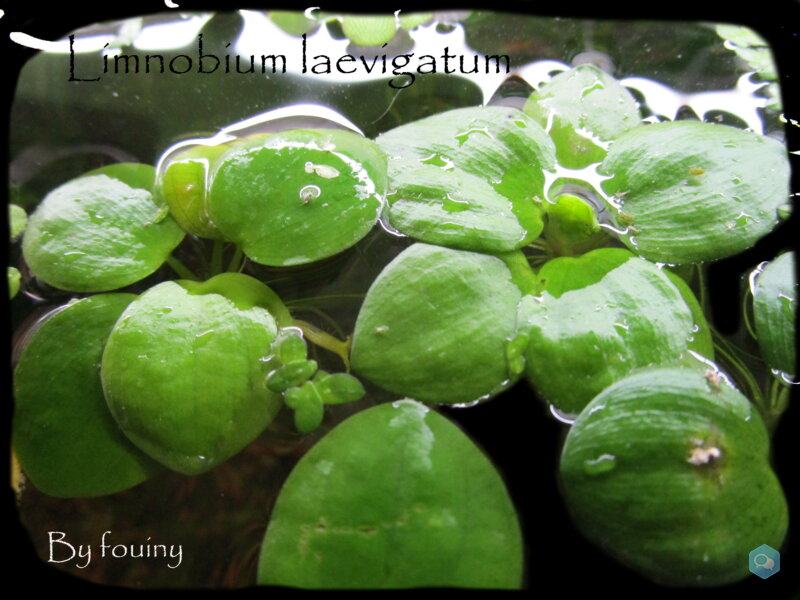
[524,64,641,168]
[157,143,230,239]
[22,164,185,292]
[350,243,522,404]
[101,274,282,475]
[600,121,790,264]
[522,249,696,414]
[560,366,788,586]
[258,400,523,589]
[663,269,714,360]
[208,129,386,266]
[377,106,555,252]
[13,294,159,497]
[753,252,796,376]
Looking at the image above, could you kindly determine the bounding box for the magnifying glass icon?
[753,553,775,570]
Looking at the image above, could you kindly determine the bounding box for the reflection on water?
[8,10,790,590]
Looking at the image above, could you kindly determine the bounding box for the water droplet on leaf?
[583,453,616,475]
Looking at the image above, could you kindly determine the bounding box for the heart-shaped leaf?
[258,399,523,589]
[560,365,788,586]
[521,248,697,414]
[753,252,796,377]
[208,129,386,266]
[13,294,160,497]
[599,121,790,264]
[376,106,555,252]
[22,164,185,292]
[350,243,523,405]
[101,273,283,475]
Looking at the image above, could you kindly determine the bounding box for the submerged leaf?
[8,266,21,299]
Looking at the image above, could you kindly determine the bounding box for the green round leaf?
[350,244,523,405]
[340,15,398,46]
[313,372,365,405]
[376,106,555,253]
[157,143,230,239]
[560,366,788,586]
[543,193,601,249]
[273,330,309,364]
[753,252,796,376]
[600,121,790,264]
[524,64,641,168]
[269,10,319,36]
[292,392,325,434]
[522,248,696,414]
[9,203,27,241]
[398,12,432,30]
[208,129,386,266]
[13,294,159,497]
[8,266,21,299]
[22,165,185,292]
[258,399,523,589]
[266,360,319,393]
[86,162,159,190]
[101,273,282,475]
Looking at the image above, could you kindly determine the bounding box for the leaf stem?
[711,329,764,415]
[285,294,366,307]
[292,306,347,339]
[741,286,758,340]
[166,255,199,280]
[227,245,244,273]
[210,239,224,276]
[765,375,790,430]
[696,263,708,313]
[293,319,351,371]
